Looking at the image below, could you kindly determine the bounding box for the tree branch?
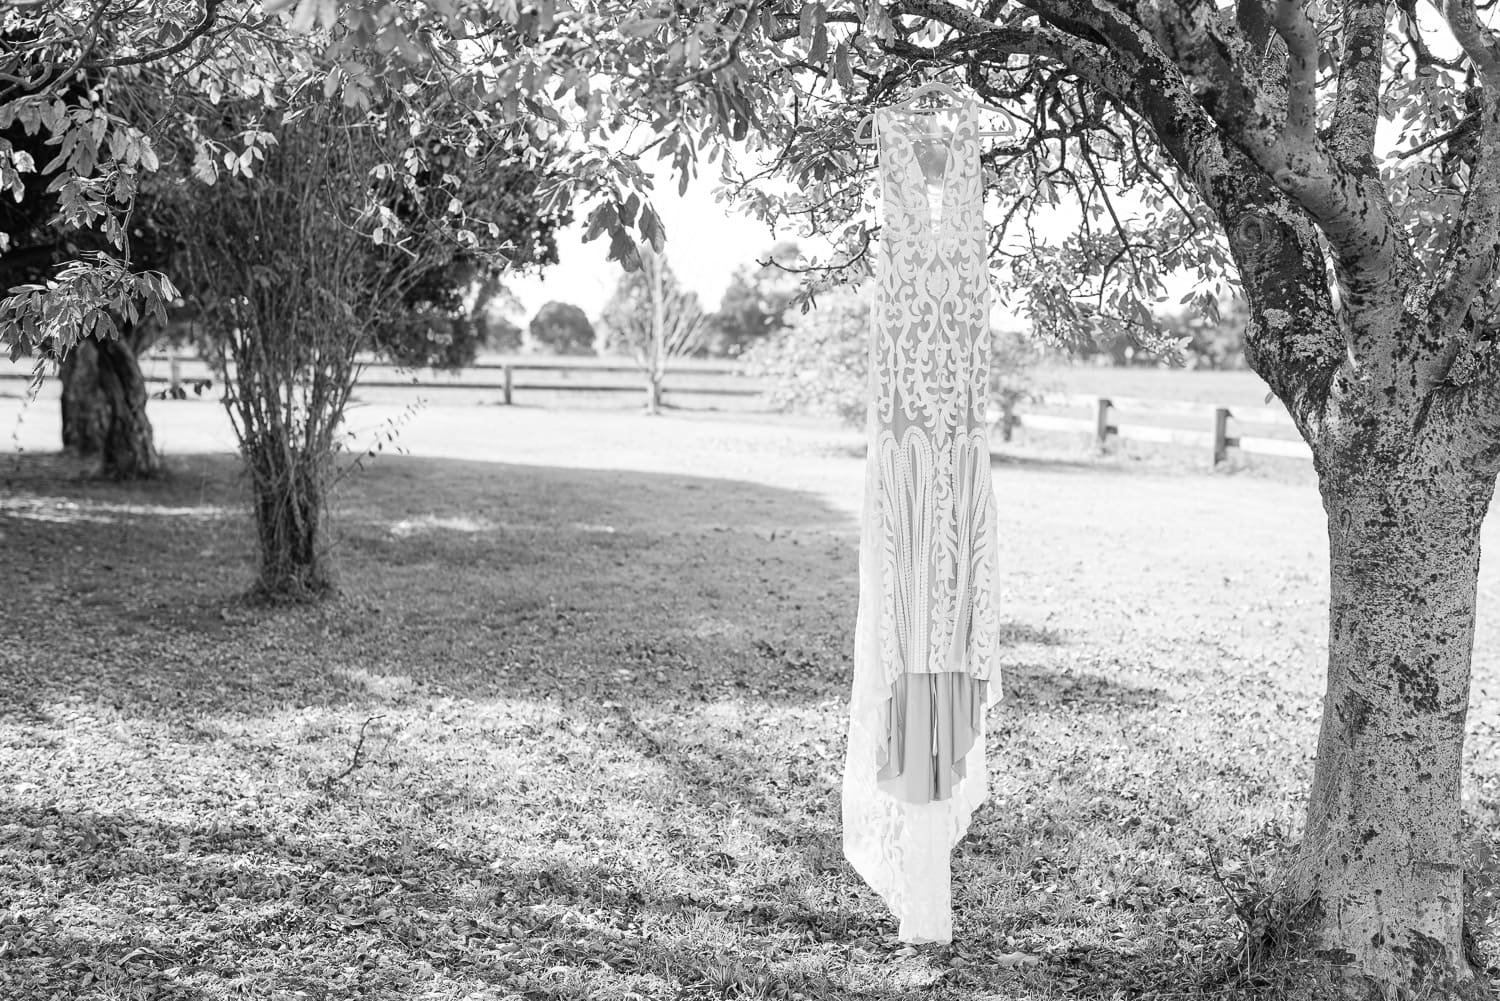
[872,0,1344,420]
[1426,98,1500,368]
[1426,2,1500,381]
[84,0,225,69]
[1441,0,1500,89]
[1274,0,1318,146]
[1328,0,1386,173]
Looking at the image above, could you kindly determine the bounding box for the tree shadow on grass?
[0,798,889,999]
[0,790,1278,1001]
[0,450,858,721]
[0,450,1100,724]
[1001,658,1167,711]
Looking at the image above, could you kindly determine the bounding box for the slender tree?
[166,84,563,599]
[600,249,705,413]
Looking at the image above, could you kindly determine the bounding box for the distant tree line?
[1075,296,1251,370]
[513,240,801,362]
[518,252,1249,376]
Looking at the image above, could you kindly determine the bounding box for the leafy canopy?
[16,0,1500,396]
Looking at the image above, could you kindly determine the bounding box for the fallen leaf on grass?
[995,951,1042,968]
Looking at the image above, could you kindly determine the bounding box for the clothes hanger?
[855,81,1017,146]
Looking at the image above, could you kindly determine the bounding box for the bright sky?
[506,165,789,324]
[502,136,1183,331]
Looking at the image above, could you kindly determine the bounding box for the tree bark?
[245,439,332,600]
[1293,439,1497,991]
[645,372,662,415]
[59,339,109,457]
[59,332,162,479]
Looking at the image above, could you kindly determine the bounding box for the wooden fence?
[994,392,1311,465]
[2,354,1311,465]
[0,354,764,403]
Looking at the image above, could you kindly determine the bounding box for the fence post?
[1094,397,1114,447]
[168,354,182,398]
[502,364,513,406]
[1212,407,1232,465]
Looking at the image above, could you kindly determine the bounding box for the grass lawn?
[4,400,1500,1000]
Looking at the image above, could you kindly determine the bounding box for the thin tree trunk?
[1293,460,1495,990]
[647,250,664,415]
[246,440,331,600]
[646,371,662,414]
[59,332,161,479]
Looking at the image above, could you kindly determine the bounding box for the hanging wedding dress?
[842,97,1003,944]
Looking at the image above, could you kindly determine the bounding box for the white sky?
[503,132,1181,329]
[505,165,790,323]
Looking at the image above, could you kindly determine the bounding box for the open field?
[4,396,1500,999]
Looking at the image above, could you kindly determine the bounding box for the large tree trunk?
[59,339,109,457]
[59,332,161,479]
[245,438,332,600]
[1293,444,1496,990]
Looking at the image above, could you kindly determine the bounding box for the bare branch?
[1424,3,1500,382]
[1394,113,1477,159]
[1274,0,1318,145]
[86,0,225,69]
[1328,0,1386,172]
[321,715,385,789]
[1427,100,1500,360]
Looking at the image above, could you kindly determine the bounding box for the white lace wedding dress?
[842,97,1003,944]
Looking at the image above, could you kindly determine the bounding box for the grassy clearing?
[3,403,1500,1000]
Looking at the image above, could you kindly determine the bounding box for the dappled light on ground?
[4,410,1500,998]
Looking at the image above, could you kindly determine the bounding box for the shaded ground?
[2,401,1500,1000]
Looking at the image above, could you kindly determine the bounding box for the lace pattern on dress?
[842,98,1004,944]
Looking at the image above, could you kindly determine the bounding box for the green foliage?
[527,301,596,356]
[1165,297,1249,371]
[598,251,704,360]
[1073,296,1249,370]
[747,289,870,425]
[0,253,174,367]
[700,242,800,359]
[479,313,524,354]
[990,327,1046,412]
[16,0,1500,376]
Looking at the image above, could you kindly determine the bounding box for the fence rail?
[2,353,1310,465]
[995,393,1311,465]
[0,353,766,403]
